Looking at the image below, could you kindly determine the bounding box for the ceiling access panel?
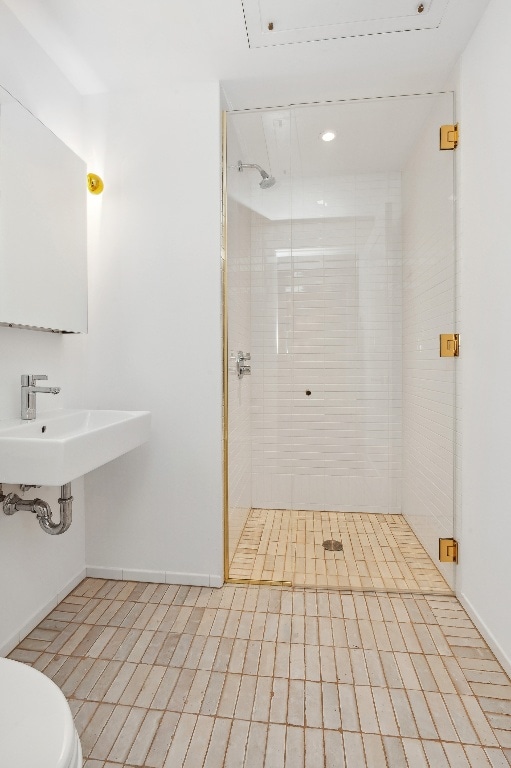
[241,0,451,47]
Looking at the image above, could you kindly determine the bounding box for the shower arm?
[237,161,269,178]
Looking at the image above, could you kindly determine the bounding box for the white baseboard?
[86,566,123,580]
[458,591,511,678]
[86,566,223,588]
[125,569,166,584]
[0,568,87,658]
[165,571,210,587]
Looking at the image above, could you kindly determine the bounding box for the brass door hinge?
[440,124,458,150]
[440,333,459,357]
[439,538,458,563]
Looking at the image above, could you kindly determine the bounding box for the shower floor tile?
[229,509,451,593]
[8,578,511,767]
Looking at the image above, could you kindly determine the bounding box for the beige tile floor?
[9,577,511,767]
[229,509,451,593]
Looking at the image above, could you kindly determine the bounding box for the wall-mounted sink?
[0,409,151,486]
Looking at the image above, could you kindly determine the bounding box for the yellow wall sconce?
[87,173,104,195]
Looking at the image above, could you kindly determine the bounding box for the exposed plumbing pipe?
[1,482,73,535]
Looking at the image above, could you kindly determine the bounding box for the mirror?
[0,87,87,333]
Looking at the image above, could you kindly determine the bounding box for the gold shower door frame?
[221,112,290,588]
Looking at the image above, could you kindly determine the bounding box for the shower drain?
[323,539,343,552]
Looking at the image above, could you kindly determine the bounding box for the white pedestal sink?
[0,409,151,486]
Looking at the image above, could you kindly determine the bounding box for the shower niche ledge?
[0,408,151,486]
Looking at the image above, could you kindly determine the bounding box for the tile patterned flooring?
[8,578,511,767]
[229,509,451,593]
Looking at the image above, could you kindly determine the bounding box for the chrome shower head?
[259,171,276,189]
[238,161,276,189]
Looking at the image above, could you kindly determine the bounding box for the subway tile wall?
[250,173,403,513]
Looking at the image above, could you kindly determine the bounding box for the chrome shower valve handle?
[236,351,251,379]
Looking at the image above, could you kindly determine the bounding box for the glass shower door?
[400,92,457,591]
[225,93,457,593]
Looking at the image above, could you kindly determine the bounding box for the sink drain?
[323,539,343,552]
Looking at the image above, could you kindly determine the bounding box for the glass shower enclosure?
[223,93,457,594]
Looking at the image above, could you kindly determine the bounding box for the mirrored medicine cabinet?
[0,85,87,333]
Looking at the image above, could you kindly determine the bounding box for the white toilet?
[0,657,82,768]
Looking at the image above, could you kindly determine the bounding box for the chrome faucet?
[21,374,61,420]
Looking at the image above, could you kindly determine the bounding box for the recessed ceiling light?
[321,131,336,142]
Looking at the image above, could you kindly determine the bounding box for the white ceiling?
[2,0,489,108]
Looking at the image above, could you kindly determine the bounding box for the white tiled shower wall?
[250,173,403,513]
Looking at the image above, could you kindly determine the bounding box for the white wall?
[401,93,457,588]
[250,174,402,513]
[457,0,511,670]
[0,2,86,655]
[84,85,224,587]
